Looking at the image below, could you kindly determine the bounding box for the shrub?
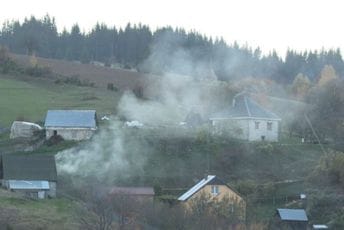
[25,65,52,78]
[0,46,19,74]
[236,180,257,196]
[107,83,118,91]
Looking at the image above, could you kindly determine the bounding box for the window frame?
[255,121,260,129]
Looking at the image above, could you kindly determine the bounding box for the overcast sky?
[1,0,343,56]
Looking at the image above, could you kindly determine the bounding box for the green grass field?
[0,75,121,126]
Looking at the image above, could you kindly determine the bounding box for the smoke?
[56,30,235,182]
[56,121,148,184]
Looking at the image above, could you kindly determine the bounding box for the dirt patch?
[12,54,154,91]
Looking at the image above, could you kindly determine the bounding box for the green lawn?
[0,75,120,126]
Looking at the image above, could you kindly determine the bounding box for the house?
[108,187,155,202]
[270,208,309,229]
[0,154,57,199]
[178,175,246,220]
[210,92,281,141]
[44,110,97,141]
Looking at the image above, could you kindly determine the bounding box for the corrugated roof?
[1,154,57,181]
[211,93,281,120]
[109,187,155,196]
[44,110,97,128]
[178,175,217,201]
[277,209,308,221]
[8,180,50,190]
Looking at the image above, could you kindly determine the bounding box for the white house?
[210,93,281,141]
[44,110,97,141]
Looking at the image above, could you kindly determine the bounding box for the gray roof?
[1,154,57,181]
[8,180,50,190]
[44,110,97,128]
[211,93,281,120]
[277,209,308,222]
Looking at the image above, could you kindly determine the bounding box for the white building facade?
[210,93,281,142]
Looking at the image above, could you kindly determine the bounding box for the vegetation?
[0,75,120,126]
[1,15,344,229]
[1,15,344,84]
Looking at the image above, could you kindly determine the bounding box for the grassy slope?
[0,190,78,230]
[0,75,120,126]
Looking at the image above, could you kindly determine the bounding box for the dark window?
[255,121,260,129]
[267,122,272,131]
[53,130,57,136]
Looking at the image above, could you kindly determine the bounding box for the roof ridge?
[244,96,252,117]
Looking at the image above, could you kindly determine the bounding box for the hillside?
[0,75,122,126]
[12,54,150,90]
[1,57,343,229]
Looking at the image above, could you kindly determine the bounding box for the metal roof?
[1,154,57,181]
[277,209,308,221]
[109,187,155,196]
[178,175,217,201]
[8,180,50,190]
[44,110,96,128]
[210,93,281,120]
[313,225,328,229]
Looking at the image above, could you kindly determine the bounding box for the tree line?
[1,15,344,83]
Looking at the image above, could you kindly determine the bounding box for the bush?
[25,65,52,77]
[55,75,95,87]
[0,46,19,74]
[236,180,257,196]
[308,150,344,188]
[107,83,119,91]
[256,142,274,155]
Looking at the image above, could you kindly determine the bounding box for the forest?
[1,15,344,84]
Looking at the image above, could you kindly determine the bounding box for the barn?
[210,92,281,142]
[44,110,97,141]
[0,154,57,199]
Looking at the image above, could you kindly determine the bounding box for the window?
[267,122,272,131]
[255,121,260,129]
[211,185,219,195]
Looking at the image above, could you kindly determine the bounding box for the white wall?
[211,118,279,142]
[248,119,279,141]
[46,127,96,141]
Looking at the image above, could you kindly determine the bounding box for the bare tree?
[77,188,115,230]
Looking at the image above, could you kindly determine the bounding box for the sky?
[1,0,343,56]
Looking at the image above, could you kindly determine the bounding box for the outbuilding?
[0,154,57,199]
[270,208,309,229]
[44,110,97,141]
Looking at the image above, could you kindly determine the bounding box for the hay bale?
[10,121,42,139]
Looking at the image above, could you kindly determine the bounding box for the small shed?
[271,208,309,229]
[0,154,57,199]
[44,110,97,141]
